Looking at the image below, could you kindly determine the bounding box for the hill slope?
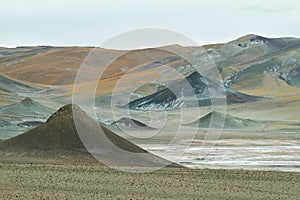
[127,72,262,110]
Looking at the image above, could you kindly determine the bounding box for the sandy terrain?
[0,161,299,200]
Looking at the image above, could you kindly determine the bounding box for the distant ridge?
[184,111,264,129]
[0,73,43,94]
[0,97,54,118]
[1,34,300,100]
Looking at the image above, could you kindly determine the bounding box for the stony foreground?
[0,162,299,199]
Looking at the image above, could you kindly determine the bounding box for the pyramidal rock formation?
[0,104,179,169]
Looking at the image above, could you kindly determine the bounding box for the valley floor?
[0,162,299,199]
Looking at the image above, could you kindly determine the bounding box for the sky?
[1,0,300,48]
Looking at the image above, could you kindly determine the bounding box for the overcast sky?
[1,0,300,48]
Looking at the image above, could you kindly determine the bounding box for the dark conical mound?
[0,104,83,152]
[185,111,264,129]
[111,117,157,130]
[21,97,34,105]
[0,104,180,168]
[0,104,145,153]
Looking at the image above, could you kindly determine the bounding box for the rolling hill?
[1,34,300,101]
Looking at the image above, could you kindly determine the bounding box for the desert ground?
[1,161,300,200]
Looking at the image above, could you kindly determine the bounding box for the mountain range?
[0,34,300,140]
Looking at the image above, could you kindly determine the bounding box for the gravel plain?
[1,161,300,200]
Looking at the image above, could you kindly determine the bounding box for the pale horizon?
[1,0,300,48]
